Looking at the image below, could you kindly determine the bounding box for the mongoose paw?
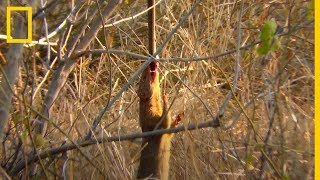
[171,112,184,128]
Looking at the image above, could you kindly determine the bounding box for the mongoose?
[137,0,180,178]
[137,61,173,180]
[138,61,171,131]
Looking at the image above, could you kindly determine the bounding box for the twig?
[232,0,244,92]
[40,0,51,65]
[162,64,215,118]
[213,0,244,130]
[31,57,59,100]
[0,35,57,46]
[32,0,62,19]
[0,167,11,180]
[66,0,103,58]
[33,0,86,47]
[95,0,113,130]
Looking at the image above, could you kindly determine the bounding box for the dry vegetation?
[0,0,314,179]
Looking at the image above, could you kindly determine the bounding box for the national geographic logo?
[6,6,32,43]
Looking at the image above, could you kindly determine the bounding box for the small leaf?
[35,134,44,148]
[260,19,277,42]
[247,164,255,171]
[244,155,255,171]
[282,174,290,180]
[21,130,28,144]
[257,41,270,55]
[13,114,24,123]
[307,0,314,20]
[257,19,281,56]
[271,36,281,51]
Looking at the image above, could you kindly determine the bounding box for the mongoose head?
[138,61,160,100]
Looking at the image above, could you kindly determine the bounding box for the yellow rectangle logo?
[6,6,32,43]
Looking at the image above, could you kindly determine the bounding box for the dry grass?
[0,0,314,179]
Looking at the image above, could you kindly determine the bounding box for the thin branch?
[34,0,86,47]
[70,21,312,62]
[104,0,163,28]
[0,35,57,46]
[40,0,51,65]
[10,117,219,175]
[32,0,62,19]
[66,1,102,57]
[0,167,11,180]
[232,0,244,92]
[95,0,113,129]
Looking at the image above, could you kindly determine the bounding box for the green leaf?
[260,19,277,42]
[257,19,281,56]
[257,41,270,55]
[21,130,28,144]
[283,174,289,180]
[307,0,314,20]
[271,36,281,51]
[247,163,255,171]
[244,155,255,171]
[13,114,24,123]
[35,134,44,148]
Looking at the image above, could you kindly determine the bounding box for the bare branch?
[34,0,122,136]
[104,0,163,28]
[0,13,25,140]
[0,166,11,180]
[70,22,312,62]
[10,118,219,175]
